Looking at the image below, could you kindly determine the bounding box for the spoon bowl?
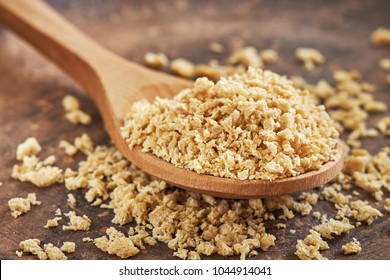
[0,0,344,198]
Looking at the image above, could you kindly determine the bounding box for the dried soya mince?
[8,193,41,218]
[170,58,195,78]
[371,27,390,45]
[11,39,389,260]
[379,58,390,71]
[12,138,63,187]
[67,193,77,208]
[295,48,325,71]
[62,95,92,125]
[18,239,74,260]
[144,52,169,69]
[121,67,339,181]
[60,242,76,253]
[44,243,68,260]
[341,238,361,255]
[62,211,91,231]
[209,42,225,54]
[44,217,62,228]
[313,218,354,239]
[16,137,41,161]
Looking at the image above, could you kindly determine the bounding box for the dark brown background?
[0,0,389,260]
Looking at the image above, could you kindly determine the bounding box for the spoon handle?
[0,0,111,93]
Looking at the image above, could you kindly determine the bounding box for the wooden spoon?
[0,0,344,198]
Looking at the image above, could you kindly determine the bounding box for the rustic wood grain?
[0,0,389,260]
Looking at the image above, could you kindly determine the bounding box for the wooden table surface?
[0,0,389,260]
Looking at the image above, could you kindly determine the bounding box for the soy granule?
[121,67,339,181]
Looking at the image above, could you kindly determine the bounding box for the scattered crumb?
[63,211,91,231]
[16,137,42,161]
[8,193,41,218]
[313,218,354,239]
[295,48,325,71]
[371,27,390,45]
[19,239,47,260]
[82,237,94,242]
[74,133,94,155]
[43,243,67,260]
[377,116,390,135]
[62,95,91,125]
[227,46,263,68]
[259,49,278,64]
[60,242,76,253]
[276,223,286,229]
[379,58,390,71]
[295,240,327,260]
[170,58,195,78]
[15,250,23,257]
[94,227,140,258]
[384,199,390,213]
[342,238,361,255]
[209,42,224,54]
[350,200,383,225]
[55,208,62,216]
[59,140,78,156]
[289,229,297,234]
[12,153,63,187]
[44,217,62,228]
[67,193,76,208]
[144,52,169,69]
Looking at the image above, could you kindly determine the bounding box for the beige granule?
[194,61,245,82]
[43,243,67,260]
[68,145,279,260]
[121,68,339,181]
[62,211,91,231]
[209,42,224,54]
[170,58,195,78]
[276,223,286,229]
[59,140,78,156]
[295,240,328,260]
[74,133,94,155]
[304,230,329,250]
[67,193,76,208]
[60,242,76,253]
[322,185,351,206]
[379,58,390,71]
[144,52,169,69]
[15,250,23,257]
[44,217,62,228]
[82,237,94,242]
[19,239,47,260]
[342,147,389,201]
[62,95,91,125]
[342,238,361,255]
[377,116,390,135]
[295,48,325,71]
[289,229,297,234]
[12,154,63,187]
[259,49,278,64]
[16,137,42,161]
[55,208,62,216]
[350,200,383,225]
[313,218,354,239]
[371,27,390,45]
[384,199,390,213]
[227,46,263,68]
[8,193,41,218]
[94,227,140,258]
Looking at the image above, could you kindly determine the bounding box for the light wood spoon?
[0,0,344,198]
